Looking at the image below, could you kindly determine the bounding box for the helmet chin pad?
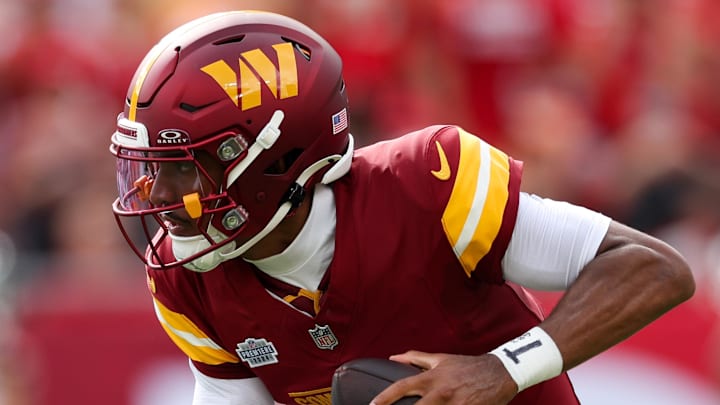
[170,225,236,272]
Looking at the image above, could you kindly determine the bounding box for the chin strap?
[218,154,342,261]
[226,110,285,188]
[321,134,354,184]
[170,224,237,272]
[177,104,354,270]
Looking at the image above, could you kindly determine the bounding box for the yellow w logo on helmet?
[201,42,299,111]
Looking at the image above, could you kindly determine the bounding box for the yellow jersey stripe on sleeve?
[442,128,511,277]
[153,298,239,365]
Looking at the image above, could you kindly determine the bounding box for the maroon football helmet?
[110,11,352,270]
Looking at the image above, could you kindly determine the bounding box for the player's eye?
[177,161,196,173]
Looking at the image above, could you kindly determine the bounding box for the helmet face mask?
[110,11,353,270]
[112,126,242,269]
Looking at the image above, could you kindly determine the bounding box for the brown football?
[331,358,422,405]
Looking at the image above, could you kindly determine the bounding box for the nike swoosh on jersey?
[431,141,451,180]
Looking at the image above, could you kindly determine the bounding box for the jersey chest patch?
[235,337,279,368]
[308,324,339,350]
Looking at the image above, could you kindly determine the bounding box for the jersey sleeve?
[147,266,256,380]
[427,126,523,283]
[191,362,274,404]
[502,193,611,290]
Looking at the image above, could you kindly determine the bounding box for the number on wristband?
[502,339,542,364]
[489,327,563,392]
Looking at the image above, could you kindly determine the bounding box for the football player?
[109,11,694,405]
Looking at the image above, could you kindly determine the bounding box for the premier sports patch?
[236,337,279,368]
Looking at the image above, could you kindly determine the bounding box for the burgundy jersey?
[146,125,580,404]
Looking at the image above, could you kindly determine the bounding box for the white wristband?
[489,326,564,392]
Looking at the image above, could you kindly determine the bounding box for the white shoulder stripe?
[153,300,225,350]
[453,140,491,256]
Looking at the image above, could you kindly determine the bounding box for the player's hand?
[369,351,517,405]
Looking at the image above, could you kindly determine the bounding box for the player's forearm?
[539,221,695,371]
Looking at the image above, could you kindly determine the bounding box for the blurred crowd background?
[0,0,719,404]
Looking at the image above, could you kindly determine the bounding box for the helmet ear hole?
[264,148,303,175]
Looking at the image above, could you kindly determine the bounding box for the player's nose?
[149,171,180,208]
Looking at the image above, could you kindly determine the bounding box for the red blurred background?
[1,0,719,403]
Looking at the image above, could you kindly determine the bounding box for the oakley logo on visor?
[157,129,190,145]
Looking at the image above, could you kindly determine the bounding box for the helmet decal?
[200,42,299,111]
[157,129,191,145]
[128,13,233,121]
[331,108,348,135]
[128,47,162,121]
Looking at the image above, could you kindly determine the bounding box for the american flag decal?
[331,108,348,135]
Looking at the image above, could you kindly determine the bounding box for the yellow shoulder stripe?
[153,297,239,365]
[441,128,510,276]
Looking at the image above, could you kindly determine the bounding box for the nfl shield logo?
[308,324,339,350]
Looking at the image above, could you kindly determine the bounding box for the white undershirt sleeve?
[501,193,611,290]
[190,361,276,405]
